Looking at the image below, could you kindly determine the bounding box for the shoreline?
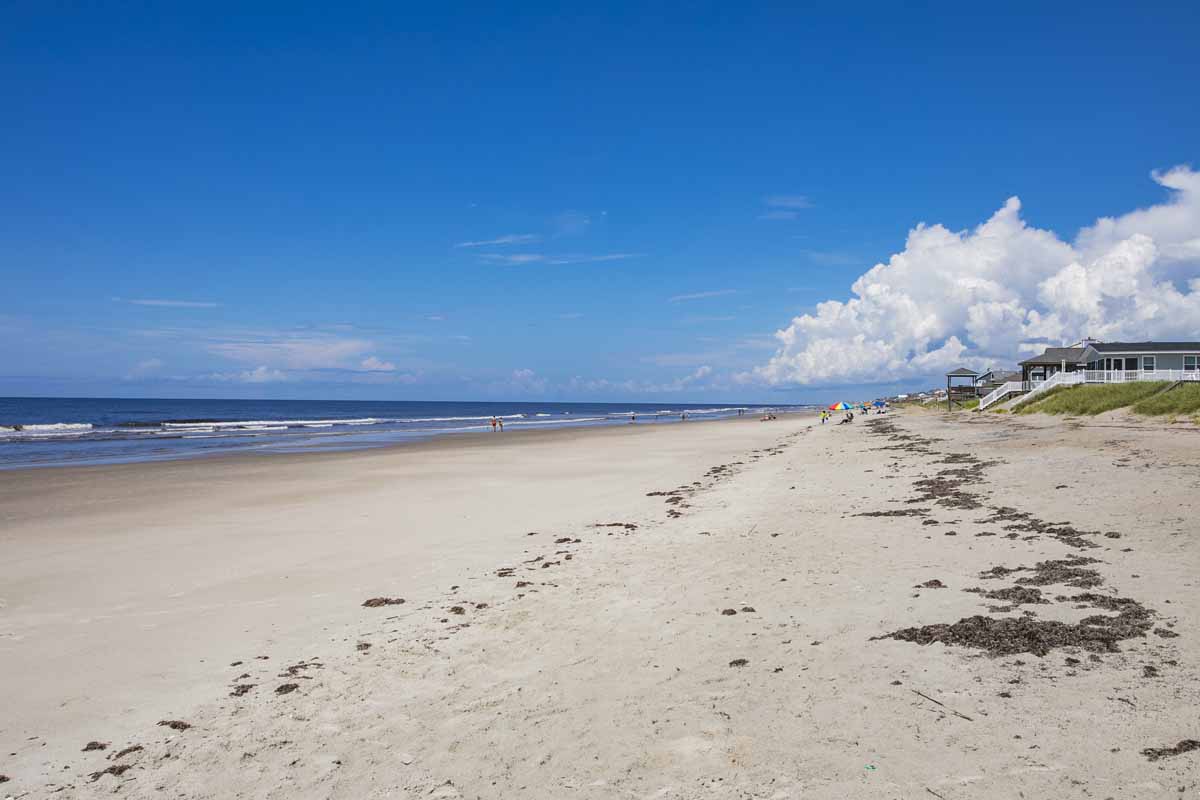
[0,405,798,473]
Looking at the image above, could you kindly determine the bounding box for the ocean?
[0,397,794,470]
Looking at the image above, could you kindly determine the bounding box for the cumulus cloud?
[754,166,1200,386]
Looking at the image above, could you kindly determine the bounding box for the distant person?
[490,417,497,432]
[630,414,636,424]
[498,418,504,432]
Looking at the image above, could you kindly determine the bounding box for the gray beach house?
[978,340,1200,410]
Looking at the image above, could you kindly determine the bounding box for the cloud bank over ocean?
[755,166,1200,386]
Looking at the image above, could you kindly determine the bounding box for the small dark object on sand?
[1142,740,1200,762]
[554,537,572,544]
[449,606,465,615]
[721,609,737,616]
[1143,665,1160,678]
[0,774,7,783]
[918,580,945,589]
[83,741,109,752]
[276,683,299,695]
[362,597,405,608]
[89,764,132,782]
[230,661,243,667]
[515,581,532,588]
[944,531,957,536]
[855,508,928,518]
[157,720,191,731]
[356,642,371,652]
[728,658,749,668]
[230,684,255,697]
[998,691,1012,698]
[1154,627,1179,638]
[112,745,143,760]
[740,606,756,613]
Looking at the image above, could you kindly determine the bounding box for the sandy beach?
[3,409,1199,798]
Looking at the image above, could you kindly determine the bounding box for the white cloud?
[766,195,813,209]
[205,365,291,383]
[478,252,641,266]
[759,194,813,220]
[124,298,219,308]
[455,234,540,248]
[753,166,1200,386]
[208,335,374,370]
[669,289,737,303]
[359,356,396,371]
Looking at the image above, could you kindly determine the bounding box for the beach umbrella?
[873,400,886,407]
[829,402,852,410]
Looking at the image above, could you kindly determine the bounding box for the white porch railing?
[1083,369,1200,383]
[978,380,1029,410]
[977,368,1199,411]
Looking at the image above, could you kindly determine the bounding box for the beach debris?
[1143,665,1160,678]
[89,764,133,782]
[230,660,243,666]
[362,597,405,607]
[279,660,322,678]
[356,642,372,652]
[740,606,757,613]
[910,689,973,721]
[854,508,928,517]
[0,774,8,783]
[230,684,255,697]
[157,720,191,731]
[515,581,532,588]
[1142,740,1200,761]
[917,580,946,589]
[82,741,109,752]
[448,606,465,615]
[728,658,749,668]
[879,606,1153,656]
[111,745,143,760]
[1154,627,1180,638]
[965,586,1049,605]
[276,683,299,695]
[978,556,1104,589]
[496,568,515,577]
[720,609,737,616]
[591,522,638,531]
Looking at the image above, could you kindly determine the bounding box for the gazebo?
[945,367,979,411]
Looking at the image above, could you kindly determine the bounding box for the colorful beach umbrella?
[829,402,852,410]
[873,400,887,407]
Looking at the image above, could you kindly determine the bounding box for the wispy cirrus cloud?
[668,289,738,303]
[118,298,220,308]
[479,252,642,266]
[759,194,814,221]
[455,233,540,248]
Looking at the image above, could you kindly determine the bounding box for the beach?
[2,409,1199,797]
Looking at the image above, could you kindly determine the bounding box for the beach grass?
[1130,382,1200,417]
[1016,382,1169,415]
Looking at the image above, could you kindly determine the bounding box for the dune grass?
[1130,382,1200,417]
[1016,382,1169,415]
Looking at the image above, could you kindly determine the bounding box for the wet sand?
[3,409,1199,797]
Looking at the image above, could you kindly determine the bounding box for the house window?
[1186,356,1198,371]
[1142,356,1156,372]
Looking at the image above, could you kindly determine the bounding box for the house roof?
[979,369,1021,383]
[945,367,978,377]
[1018,346,1085,366]
[1086,341,1200,353]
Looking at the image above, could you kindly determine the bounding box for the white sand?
[2,410,1199,798]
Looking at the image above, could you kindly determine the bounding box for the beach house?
[978,340,1200,410]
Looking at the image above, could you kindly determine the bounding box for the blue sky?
[3,2,1199,403]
